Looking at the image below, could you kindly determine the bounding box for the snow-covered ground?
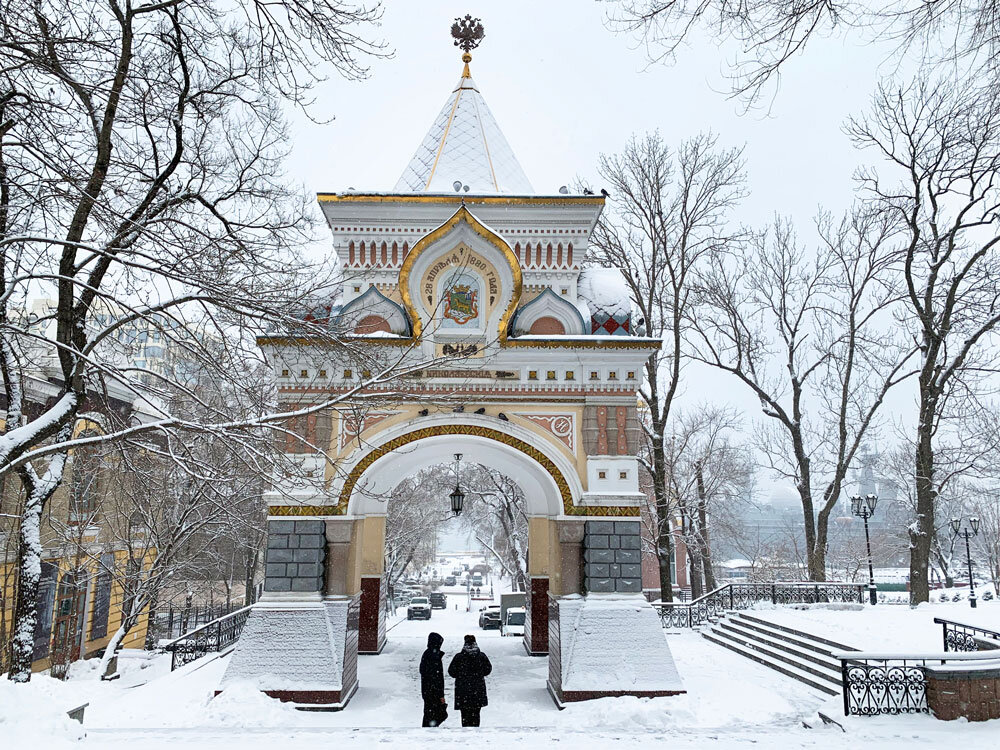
[753,600,1000,651]
[3,598,1000,748]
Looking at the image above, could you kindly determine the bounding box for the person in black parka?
[448,634,493,727]
[419,632,447,727]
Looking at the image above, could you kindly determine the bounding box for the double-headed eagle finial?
[451,15,485,53]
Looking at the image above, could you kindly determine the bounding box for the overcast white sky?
[286,1,901,226]
[284,2,919,502]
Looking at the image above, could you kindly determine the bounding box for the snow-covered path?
[7,599,1000,748]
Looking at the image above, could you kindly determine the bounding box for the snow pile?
[558,594,684,692]
[203,680,300,727]
[220,602,346,691]
[577,268,632,319]
[0,675,86,745]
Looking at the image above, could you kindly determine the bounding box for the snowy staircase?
[701,612,856,696]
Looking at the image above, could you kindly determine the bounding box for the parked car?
[478,604,501,629]
[407,597,432,620]
[444,576,457,586]
[429,592,447,609]
[471,574,483,587]
[501,607,526,637]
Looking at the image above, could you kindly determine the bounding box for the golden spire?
[462,52,472,78]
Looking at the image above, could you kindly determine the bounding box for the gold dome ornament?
[462,52,472,79]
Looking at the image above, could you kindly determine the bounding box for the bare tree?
[589,131,746,601]
[606,1,1000,104]
[664,404,755,596]
[693,207,912,581]
[384,470,450,611]
[460,466,529,592]
[847,75,1000,603]
[0,0,394,681]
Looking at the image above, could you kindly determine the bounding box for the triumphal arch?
[221,23,684,709]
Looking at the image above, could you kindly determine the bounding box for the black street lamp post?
[851,493,879,605]
[950,517,980,609]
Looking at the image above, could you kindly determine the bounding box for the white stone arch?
[338,413,582,518]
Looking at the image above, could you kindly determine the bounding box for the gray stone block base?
[583,519,641,594]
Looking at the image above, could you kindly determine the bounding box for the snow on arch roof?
[394,54,533,195]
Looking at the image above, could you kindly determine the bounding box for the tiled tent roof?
[394,59,533,194]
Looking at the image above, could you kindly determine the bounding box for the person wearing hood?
[448,634,493,727]
[419,632,448,727]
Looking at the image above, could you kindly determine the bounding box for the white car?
[407,596,432,620]
[501,607,526,637]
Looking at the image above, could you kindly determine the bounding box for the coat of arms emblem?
[444,284,478,325]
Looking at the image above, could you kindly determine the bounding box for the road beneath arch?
[350,587,552,728]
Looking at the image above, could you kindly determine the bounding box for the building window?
[619,471,628,480]
[608,371,618,380]
[362,369,371,378]
[319,369,327,378]
[69,434,101,525]
[89,554,114,640]
[590,371,599,380]
[528,370,538,380]
[546,371,557,380]
[627,371,636,380]
[343,369,352,378]
[598,470,607,479]
[281,369,289,377]
[565,371,575,380]
[300,369,308,378]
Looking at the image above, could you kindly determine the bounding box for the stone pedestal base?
[218,595,359,710]
[547,593,685,706]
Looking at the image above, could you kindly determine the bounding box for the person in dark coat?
[448,634,493,727]
[419,632,447,727]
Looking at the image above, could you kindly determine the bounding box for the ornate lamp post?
[850,493,879,605]
[950,517,980,608]
[449,453,465,516]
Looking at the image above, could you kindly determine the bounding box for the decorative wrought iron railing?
[651,581,866,629]
[162,604,252,671]
[935,617,1000,652]
[835,650,1000,716]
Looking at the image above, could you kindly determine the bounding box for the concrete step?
[707,623,842,687]
[734,613,858,654]
[714,621,842,680]
[701,630,840,696]
[724,617,848,662]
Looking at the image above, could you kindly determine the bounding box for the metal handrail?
[162,604,253,670]
[837,649,1000,716]
[934,617,1000,652]
[650,581,866,629]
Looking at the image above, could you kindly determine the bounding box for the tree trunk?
[8,487,43,681]
[695,461,717,591]
[656,519,674,602]
[910,416,935,604]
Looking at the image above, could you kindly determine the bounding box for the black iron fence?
[151,602,246,642]
[839,654,929,715]
[836,650,1000,716]
[162,605,253,671]
[651,581,866,629]
[935,617,1000,652]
